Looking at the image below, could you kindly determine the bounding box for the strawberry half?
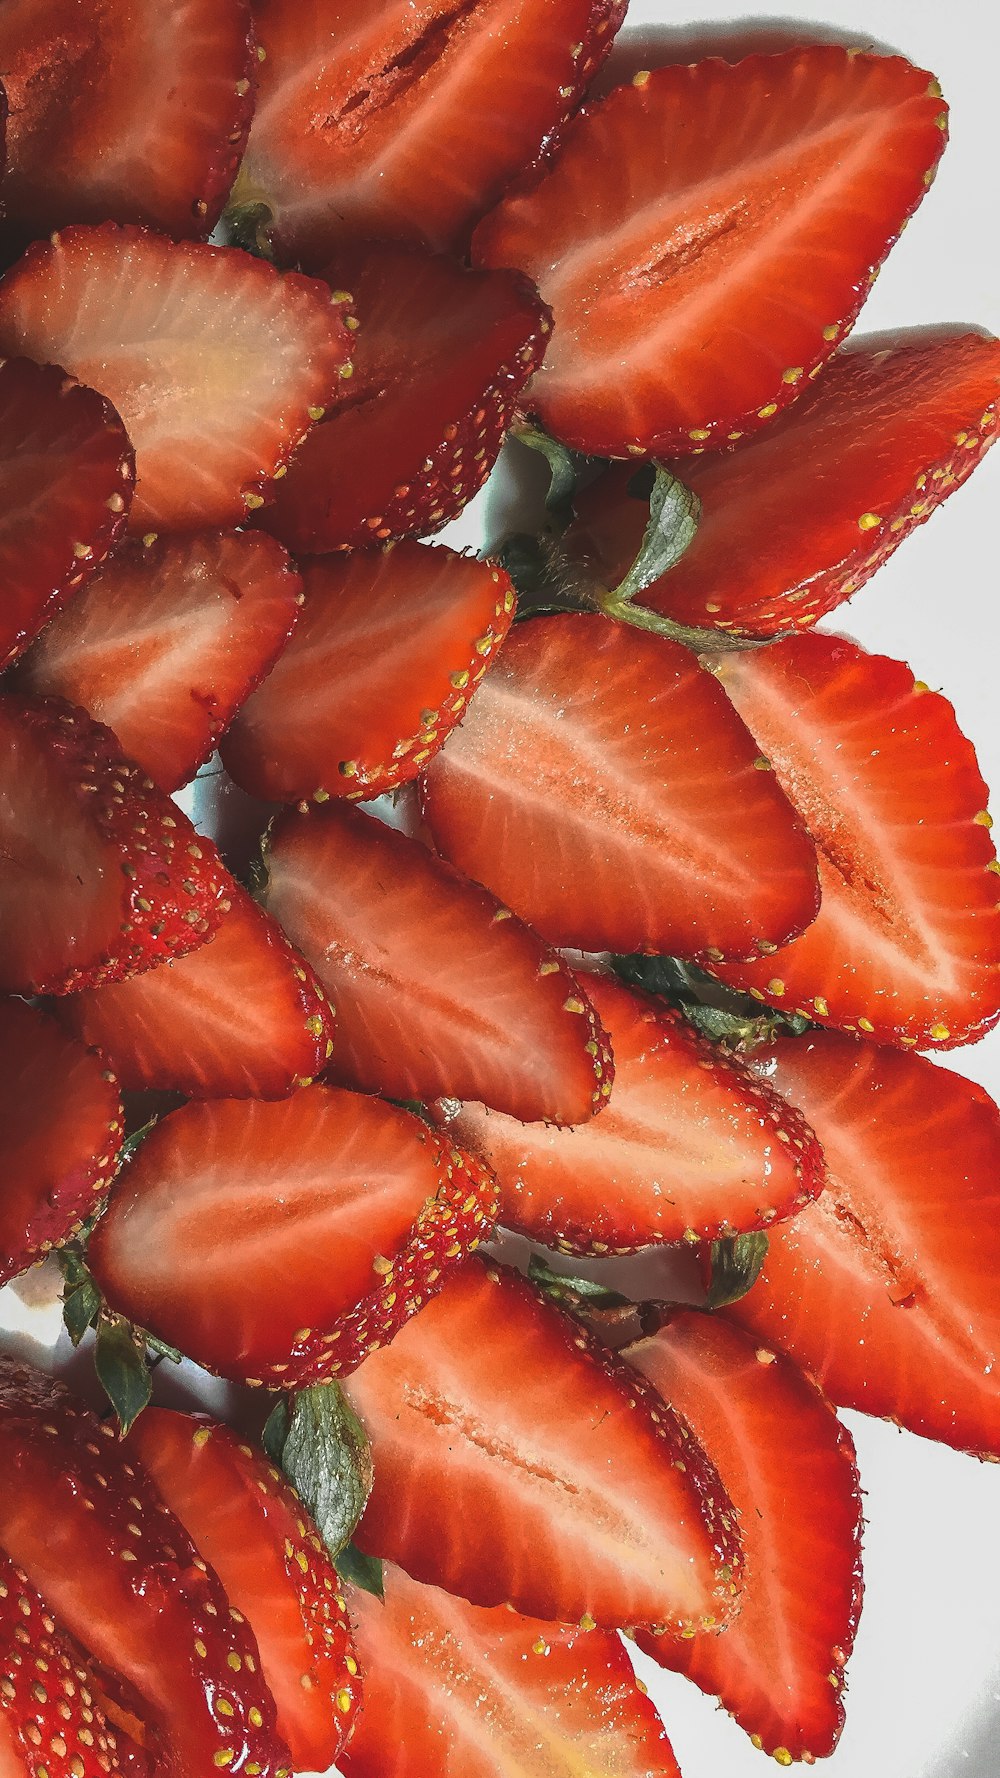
[0,696,229,995]
[0,359,134,672]
[18,532,302,793]
[707,632,1000,1047]
[221,542,514,804]
[568,331,1000,638]
[260,246,550,552]
[88,1087,498,1386]
[262,803,613,1123]
[420,614,819,959]
[474,48,947,456]
[0,226,350,534]
[342,1558,681,1778]
[127,1409,359,1774]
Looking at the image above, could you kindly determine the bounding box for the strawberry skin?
[262,803,613,1123]
[474,48,947,456]
[221,542,514,804]
[707,632,1000,1047]
[420,614,819,959]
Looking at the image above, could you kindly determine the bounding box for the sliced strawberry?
[18,532,302,793]
[628,1310,863,1763]
[221,542,513,803]
[342,1558,681,1778]
[0,696,229,996]
[260,246,550,552]
[707,632,1000,1047]
[261,803,613,1123]
[0,226,350,534]
[474,48,947,455]
[127,1409,359,1774]
[0,0,255,240]
[88,1086,498,1386]
[0,359,134,672]
[420,613,819,959]
[569,332,1000,638]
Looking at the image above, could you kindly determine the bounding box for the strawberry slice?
[235,0,626,263]
[0,696,229,996]
[88,1087,498,1386]
[0,359,134,672]
[628,1310,863,1763]
[127,1409,359,1774]
[473,48,947,456]
[261,803,613,1123]
[726,1031,1000,1458]
[420,613,819,959]
[342,1558,681,1778]
[0,0,255,240]
[260,246,550,552]
[707,632,1000,1047]
[437,970,824,1253]
[58,883,334,1100]
[0,226,350,534]
[221,542,514,804]
[0,1359,287,1778]
[568,332,1000,638]
[18,532,302,793]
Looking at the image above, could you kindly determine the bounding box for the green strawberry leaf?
[336,1542,384,1602]
[512,424,594,516]
[94,1314,153,1436]
[612,953,813,1049]
[610,466,700,606]
[707,1232,770,1310]
[527,1255,629,1310]
[270,1384,374,1565]
[261,1395,291,1466]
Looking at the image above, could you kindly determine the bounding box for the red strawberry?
[568,332,1000,638]
[707,632,1000,1047]
[0,359,134,672]
[0,226,350,534]
[473,48,947,455]
[88,1086,498,1386]
[0,696,229,996]
[260,246,550,552]
[221,542,514,804]
[342,1558,681,1778]
[261,803,613,1123]
[727,1031,1000,1458]
[420,614,819,959]
[58,883,334,1100]
[0,1359,287,1778]
[235,0,626,263]
[629,1310,863,1763]
[127,1409,359,1774]
[0,0,255,240]
[437,970,824,1253]
[18,532,302,793]
[344,1258,741,1631]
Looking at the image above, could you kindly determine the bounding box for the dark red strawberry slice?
[420,614,819,959]
[0,0,255,240]
[438,970,823,1253]
[18,532,302,792]
[260,246,550,552]
[235,0,626,264]
[568,332,1000,638]
[628,1310,863,1763]
[262,803,613,1123]
[221,542,513,803]
[0,359,134,672]
[58,883,334,1100]
[707,632,1000,1047]
[342,1558,681,1778]
[0,226,350,534]
[0,696,229,996]
[0,1359,287,1778]
[344,1258,741,1631]
[127,1409,359,1774]
[474,48,947,456]
[89,1086,498,1386]
[726,1031,1000,1457]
